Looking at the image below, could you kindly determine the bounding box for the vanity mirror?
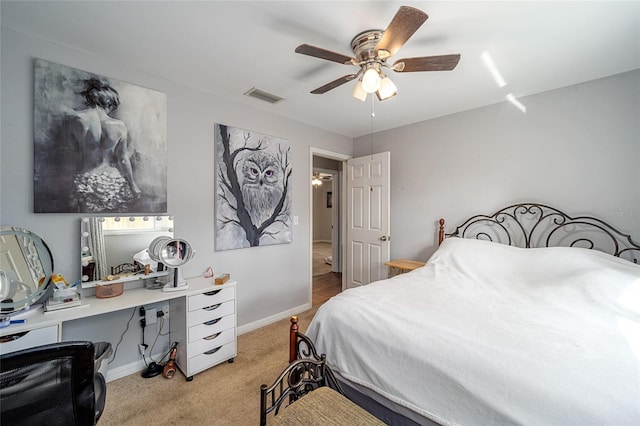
[148,236,194,292]
[80,216,174,287]
[0,226,54,316]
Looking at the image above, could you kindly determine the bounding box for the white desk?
[0,277,237,379]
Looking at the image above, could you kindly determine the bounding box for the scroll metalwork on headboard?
[289,316,321,363]
[288,316,344,394]
[441,203,640,263]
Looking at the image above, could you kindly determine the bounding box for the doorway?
[310,148,349,306]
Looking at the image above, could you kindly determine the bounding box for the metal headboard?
[439,203,640,263]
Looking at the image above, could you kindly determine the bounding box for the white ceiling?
[2,1,639,138]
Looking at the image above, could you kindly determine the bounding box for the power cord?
[108,307,137,365]
[158,310,170,336]
[139,305,171,367]
[143,335,174,366]
[148,316,166,363]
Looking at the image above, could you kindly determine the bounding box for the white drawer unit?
[0,324,60,355]
[170,281,236,381]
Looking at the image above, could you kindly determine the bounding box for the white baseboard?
[105,351,166,382]
[237,303,311,335]
[105,304,311,382]
[106,360,145,382]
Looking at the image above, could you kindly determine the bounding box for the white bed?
[303,204,640,425]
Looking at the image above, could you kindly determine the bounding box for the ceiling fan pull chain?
[370,95,375,159]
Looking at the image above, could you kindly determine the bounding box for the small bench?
[271,386,385,425]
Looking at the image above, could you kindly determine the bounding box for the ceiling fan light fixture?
[352,80,367,102]
[362,67,381,93]
[312,172,323,186]
[378,76,397,100]
[295,6,461,100]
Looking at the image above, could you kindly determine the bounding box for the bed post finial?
[439,218,445,246]
[289,316,299,363]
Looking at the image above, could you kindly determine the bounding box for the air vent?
[243,87,285,104]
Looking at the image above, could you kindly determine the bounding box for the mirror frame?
[0,226,54,316]
[80,216,174,286]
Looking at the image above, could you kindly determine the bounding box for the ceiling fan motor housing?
[350,30,385,62]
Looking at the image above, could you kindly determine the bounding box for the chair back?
[0,341,105,426]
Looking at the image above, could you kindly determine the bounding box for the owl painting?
[241,152,284,227]
[214,124,292,250]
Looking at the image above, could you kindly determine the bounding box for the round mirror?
[147,237,193,292]
[148,237,193,268]
[0,226,54,316]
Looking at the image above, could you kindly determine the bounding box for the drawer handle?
[203,303,221,311]
[203,290,222,296]
[204,318,221,326]
[204,346,221,355]
[0,331,28,344]
[204,332,221,341]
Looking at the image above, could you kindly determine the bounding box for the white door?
[346,152,390,289]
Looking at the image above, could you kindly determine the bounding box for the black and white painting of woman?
[214,124,292,250]
[33,59,167,213]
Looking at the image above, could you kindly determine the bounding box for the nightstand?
[385,259,425,276]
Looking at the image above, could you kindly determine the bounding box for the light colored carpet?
[100,308,318,425]
[313,242,332,276]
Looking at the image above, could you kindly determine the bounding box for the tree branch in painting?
[216,124,292,247]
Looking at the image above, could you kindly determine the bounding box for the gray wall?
[354,70,640,262]
[312,183,332,242]
[1,28,352,370]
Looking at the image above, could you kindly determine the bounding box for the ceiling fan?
[295,5,460,101]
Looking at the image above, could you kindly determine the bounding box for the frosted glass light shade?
[362,68,381,93]
[378,76,397,100]
[352,80,367,102]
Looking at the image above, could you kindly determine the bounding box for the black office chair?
[0,341,112,425]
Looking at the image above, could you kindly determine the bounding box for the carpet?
[100,308,318,425]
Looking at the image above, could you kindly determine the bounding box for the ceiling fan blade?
[375,6,428,58]
[393,54,461,72]
[295,44,356,65]
[310,74,357,94]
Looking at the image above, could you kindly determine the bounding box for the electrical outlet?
[162,304,170,319]
[138,344,147,355]
[145,308,157,325]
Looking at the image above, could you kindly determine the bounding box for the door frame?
[309,147,351,304]
[312,166,340,272]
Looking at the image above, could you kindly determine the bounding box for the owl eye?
[265,170,274,177]
[250,168,259,176]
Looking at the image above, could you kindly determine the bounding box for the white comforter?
[306,237,640,425]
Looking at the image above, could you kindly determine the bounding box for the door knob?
[379,235,389,241]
